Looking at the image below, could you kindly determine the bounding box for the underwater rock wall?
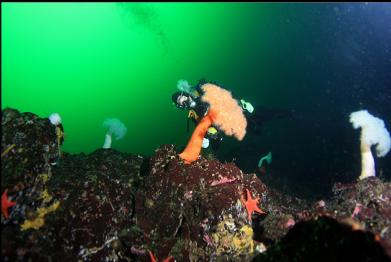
[1,108,145,261]
[2,108,61,188]
[1,108,390,261]
[133,144,270,260]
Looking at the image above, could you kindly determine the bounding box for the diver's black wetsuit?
[244,106,296,135]
[189,86,209,120]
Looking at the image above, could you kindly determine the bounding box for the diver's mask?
[177,94,195,109]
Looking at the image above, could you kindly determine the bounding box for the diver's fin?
[258,152,272,167]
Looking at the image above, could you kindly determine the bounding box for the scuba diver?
[172,79,298,149]
[172,79,224,151]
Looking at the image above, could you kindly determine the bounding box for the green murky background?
[2,3,305,155]
[3,3,391,195]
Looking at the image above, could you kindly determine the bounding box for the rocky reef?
[1,108,390,261]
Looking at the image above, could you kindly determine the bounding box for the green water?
[2,3,305,155]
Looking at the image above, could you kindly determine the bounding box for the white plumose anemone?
[350,110,391,180]
[102,118,127,149]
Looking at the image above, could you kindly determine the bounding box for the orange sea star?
[148,250,174,262]
[2,189,16,219]
[241,188,266,221]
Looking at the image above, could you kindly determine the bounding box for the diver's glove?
[240,99,254,113]
[202,138,210,148]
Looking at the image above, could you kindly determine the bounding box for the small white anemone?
[49,113,62,125]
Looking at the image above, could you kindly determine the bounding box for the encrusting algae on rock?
[40,189,53,203]
[21,201,60,231]
[211,214,255,256]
